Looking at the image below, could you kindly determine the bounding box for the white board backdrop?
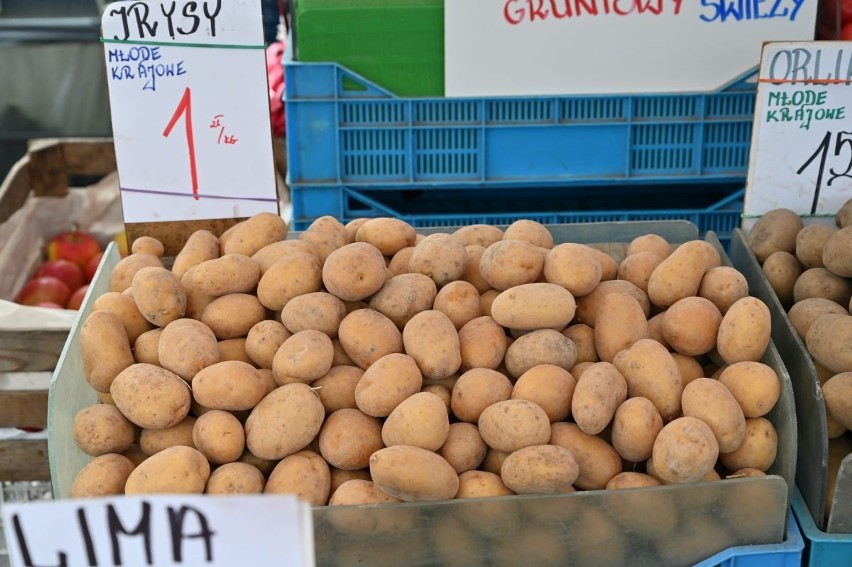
[445,0,819,97]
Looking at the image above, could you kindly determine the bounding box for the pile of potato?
[747,198,852,518]
[69,214,782,510]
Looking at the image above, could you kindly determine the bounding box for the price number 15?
[797,131,852,214]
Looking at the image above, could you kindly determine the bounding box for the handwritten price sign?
[101,0,278,224]
[743,41,852,230]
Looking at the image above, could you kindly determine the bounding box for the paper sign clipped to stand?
[744,41,852,231]
[101,0,278,226]
[1,494,314,567]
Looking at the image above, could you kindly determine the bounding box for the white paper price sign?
[101,0,278,224]
[1,494,314,567]
[744,41,852,230]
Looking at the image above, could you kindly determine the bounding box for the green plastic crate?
[294,0,444,97]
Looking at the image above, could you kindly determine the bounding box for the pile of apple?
[15,228,105,310]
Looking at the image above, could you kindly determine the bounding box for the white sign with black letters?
[1,494,313,567]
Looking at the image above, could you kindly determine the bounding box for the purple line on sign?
[120,186,278,203]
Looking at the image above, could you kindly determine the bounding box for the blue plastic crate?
[290,183,745,247]
[793,487,852,567]
[284,61,756,189]
[695,512,803,567]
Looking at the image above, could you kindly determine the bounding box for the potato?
[594,292,649,362]
[457,316,508,371]
[171,230,219,280]
[479,289,500,317]
[355,217,417,255]
[109,253,164,293]
[133,328,162,365]
[256,251,322,310]
[500,444,578,494]
[279,292,347,337]
[647,240,715,308]
[355,353,423,417]
[651,417,719,484]
[627,234,671,258]
[747,208,804,262]
[93,291,154,344]
[369,445,459,501]
[595,249,619,281]
[271,329,334,385]
[437,423,488,474]
[433,280,482,330]
[110,363,190,430]
[205,462,266,494]
[218,339,252,363]
[221,213,287,257]
[130,266,187,327]
[265,450,331,506]
[158,318,220,381]
[762,251,802,307]
[386,246,415,276]
[73,404,135,457]
[308,366,360,414]
[504,329,577,378]
[70,454,136,498]
[318,408,384,470]
[245,382,325,460]
[671,353,704,387]
[544,243,602,297]
[479,239,544,291]
[612,338,683,421]
[794,267,852,305]
[322,242,387,301]
[501,219,553,248]
[368,273,437,330]
[300,216,348,264]
[179,266,214,320]
[805,313,852,374]
[328,468,372,496]
[382,392,449,451]
[575,279,650,327]
[453,224,505,248]
[455,470,513,500]
[661,296,722,357]
[255,368,277,396]
[201,293,266,340]
[191,360,268,410]
[139,416,196,455]
[823,372,852,430]
[823,225,852,277]
[562,323,598,364]
[716,296,771,364]
[572,362,627,435]
[718,417,777,472]
[697,266,749,315]
[606,471,662,490]
[512,364,575,422]
[338,308,404,369]
[796,224,838,268]
[838,197,852,227]
[245,320,291,369]
[617,251,665,293]
[191,254,261,298]
[478,399,551,453]
[192,410,245,464]
[80,310,135,393]
[451,368,513,423]
[408,233,469,287]
[549,422,621,490]
[490,283,576,331]
[611,396,664,464]
[125,445,210,495]
[718,362,781,418]
[251,240,317,274]
[460,244,492,294]
[402,310,461,380]
[788,297,849,339]
[681,378,746,453]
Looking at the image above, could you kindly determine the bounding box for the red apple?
[35,259,85,292]
[47,228,103,269]
[84,251,105,283]
[35,301,65,309]
[16,276,72,308]
[67,285,90,311]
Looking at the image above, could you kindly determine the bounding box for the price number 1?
[797,130,852,214]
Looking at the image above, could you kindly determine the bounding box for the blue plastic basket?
[284,61,756,189]
[793,487,852,567]
[695,512,803,567]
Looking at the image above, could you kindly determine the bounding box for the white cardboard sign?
[1,494,314,567]
[101,0,278,223]
[445,0,819,97]
[743,41,852,230]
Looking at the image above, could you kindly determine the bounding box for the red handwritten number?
[162,87,199,200]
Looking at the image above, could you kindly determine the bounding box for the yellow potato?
[478,399,551,453]
[355,217,417,255]
[500,444,578,494]
[661,296,723,357]
[606,471,662,490]
[544,243,603,297]
[408,233,469,287]
[575,279,650,327]
[461,244,492,294]
[595,249,620,281]
[504,329,577,378]
[80,310,135,393]
[681,378,746,453]
[322,242,388,301]
[437,422,488,473]
[382,392,449,451]
[124,445,210,495]
[479,289,500,317]
[139,416,196,455]
[312,365,364,414]
[402,310,461,380]
[806,314,852,374]
[718,361,781,418]
[762,251,802,307]
[109,253,164,293]
[451,368,513,423]
[217,339,251,364]
[318,408,384,470]
[490,282,576,331]
[716,296,771,364]
[594,292,649,362]
[387,246,415,276]
[328,468,372,497]
[796,224,837,268]
[70,454,136,498]
[171,230,219,280]
[192,254,261,297]
[256,251,323,310]
[272,329,334,385]
[245,320,291,369]
[718,417,778,472]
[299,216,348,264]
[131,266,186,327]
[512,364,575,422]
[355,353,423,417]
[562,323,598,364]
[192,409,245,465]
[549,422,622,490]
[617,250,665,293]
[368,273,437,329]
[265,450,331,506]
[369,445,460,501]
[244,382,325,460]
[479,239,544,291]
[458,316,509,371]
[823,225,852,277]
[698,266,749,314]
[647,240,715,308]
[503,219,554,248]
[572,362,627,435]
[611,397,663,463]
[158,318,220,381]
[133,328,163,365]
[788,297,848,339]
[747,208,804,263]
[434,280,482,330]
[453,224,505,248]
[823,372,852,430]
[279,291,347,337]
[179,266,214,320]
[455,470,513,499]
[651,417,719,484]
[612,338,683,421]
[73,404,135,457]
[338,308,404,369]
[205,462,266,494]
[627,233,671,258]
[251,240,317,274]
[793,267,852,305]
[110,363,191,430]
[221,212,287,257]
[201,293,266,340]
[93,292,154,344]
[192,360,268,411]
